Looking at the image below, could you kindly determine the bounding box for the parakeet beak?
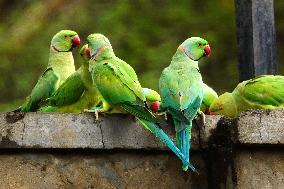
[85,47,91,59]
[204,45,211,57]
[205,107,217,115]
[205,108,211,115]
[72,35,81,48]
[150,101,160,113]
[209,112,218,115]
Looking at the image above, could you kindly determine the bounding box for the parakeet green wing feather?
[93,60,145,103]
[116,57,139,81]
[21,67,58,112]
[46,71,86,106]
[120,102,158,123]
[238,75,284,106]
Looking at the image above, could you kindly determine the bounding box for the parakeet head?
[51,30,80,52]
[79,44,91,64]
[143,88,161,112]
[86,33,113,60]
[179,37,211,61]
[209,92,237,117]
[150,101,160,113]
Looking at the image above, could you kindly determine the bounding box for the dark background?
[0,0,283,111]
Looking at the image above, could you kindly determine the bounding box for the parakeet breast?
[48,51,76,85]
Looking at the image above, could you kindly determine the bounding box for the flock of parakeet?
[15,30,284,172]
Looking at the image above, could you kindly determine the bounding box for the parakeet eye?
[64,35,67,39]
[197,43,202,47]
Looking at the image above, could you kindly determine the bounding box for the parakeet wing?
[46,71,86,106]
[238,75,284,107]
[160,66,203,120]
[116,57,139,81]
[93,61,145,104]
[20,67,59,112]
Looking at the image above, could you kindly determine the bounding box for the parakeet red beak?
[205,107,218,115]
[85,47,91,59]
[204,45,211,57]
[72,35,81,48]
[205,108,211,115]
[150,101,160,113]
[208,110,218,115]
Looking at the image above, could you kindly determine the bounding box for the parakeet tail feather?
[138,118,197,172]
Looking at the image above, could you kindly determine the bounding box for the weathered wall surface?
[0,109,284,189]
[0,153,207,189]
[234,150,284,189]
[0,112,207,149]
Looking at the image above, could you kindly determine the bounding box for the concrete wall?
[0,109,283,189]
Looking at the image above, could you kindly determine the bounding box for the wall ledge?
[0,109,284,150]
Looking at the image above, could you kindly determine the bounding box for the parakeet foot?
[84,109,101,120]
[154,111,167,120]
[194,110,206,132]
[196,110,206,126]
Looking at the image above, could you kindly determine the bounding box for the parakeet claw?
[94,110,99,120]
[198,110,206,125]
[84,104,107,120]
[155,111,167,120]
[195,110,206,127]
[84,109,100,120]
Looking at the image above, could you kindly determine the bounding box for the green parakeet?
[87,33,192,168]
[209,75,284,117]
[40,44,104,113]
[200,83,218,114]
[159,37,211,171]
[19,30,80,112]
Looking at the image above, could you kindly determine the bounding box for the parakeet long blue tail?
[138,118,196,172]
[177,122,192,171]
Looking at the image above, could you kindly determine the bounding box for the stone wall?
[0,109,283,189]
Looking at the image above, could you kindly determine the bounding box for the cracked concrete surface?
[21,117,26,146]
[0,112,203,150]
[259,115,263,143]
[98,121,105,148]
[236,109,284,144]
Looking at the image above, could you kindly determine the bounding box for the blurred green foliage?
[0,0,283,112]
